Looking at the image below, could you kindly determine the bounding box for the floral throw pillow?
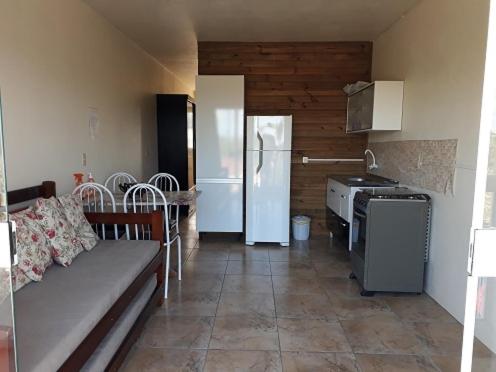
[34,197,83,267]
[58,194,99,251]
[9,207,52,281]
[12,266,32,291]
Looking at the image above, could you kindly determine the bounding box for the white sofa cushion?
[15,239,160,372]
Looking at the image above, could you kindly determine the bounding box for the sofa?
[6,181,164,372]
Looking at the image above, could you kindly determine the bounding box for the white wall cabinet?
[195,75,244,233]
[346,81,404,133]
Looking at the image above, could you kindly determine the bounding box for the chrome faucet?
[365,149,378,170]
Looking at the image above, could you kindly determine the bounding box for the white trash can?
[292,215,311,240]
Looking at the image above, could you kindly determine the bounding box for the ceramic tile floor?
[120,215,496,372]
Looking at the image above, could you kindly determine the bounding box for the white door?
[461,2,496,370]
[196,76,244,179]
[247,116,292,151]
[246,150,291,244]
[196,181,243,232]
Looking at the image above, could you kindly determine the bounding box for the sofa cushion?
[15,239,160,372]
[58,194,99,251]
[34,197,83,266]
[9,208,52,281]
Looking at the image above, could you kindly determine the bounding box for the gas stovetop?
[354,188,431,208]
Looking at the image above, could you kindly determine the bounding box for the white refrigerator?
[246,116,292,246]
[195,75,244,233]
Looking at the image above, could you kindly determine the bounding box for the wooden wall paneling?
[198,42,371,236]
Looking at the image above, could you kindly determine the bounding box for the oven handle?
[353,210,367,219]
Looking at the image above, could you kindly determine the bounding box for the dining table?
[103,189,201,211]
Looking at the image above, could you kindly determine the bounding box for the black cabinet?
[326,206,349,245]
[157,94,196,215]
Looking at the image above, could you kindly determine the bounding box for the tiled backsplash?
[368,139,458,194]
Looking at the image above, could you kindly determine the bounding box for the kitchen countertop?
[328,174,399,187]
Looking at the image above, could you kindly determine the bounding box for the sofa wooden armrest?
[7,181,56,205]
[84,212,164,246]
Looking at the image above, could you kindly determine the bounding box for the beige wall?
[371,0,495,351]
[0,0,192,195]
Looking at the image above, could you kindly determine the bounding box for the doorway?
[461,0,496,370]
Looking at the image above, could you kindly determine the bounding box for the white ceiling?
[85,0,419,90]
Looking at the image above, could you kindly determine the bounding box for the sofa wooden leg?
[157,295,164,306]
[156,256,165,306]
[156,272,164,306]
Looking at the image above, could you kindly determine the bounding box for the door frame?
[461,0,496,370]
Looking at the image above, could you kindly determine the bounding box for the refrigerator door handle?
[257,131,264,151]
[256,150,263,174]
[256,130,264,174]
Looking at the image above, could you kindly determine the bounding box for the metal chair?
[73,182,118,240]
[148,173,180,235]
[123,183,181,299]
[104,172,137,193]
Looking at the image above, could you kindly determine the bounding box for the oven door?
[352,207,367,260]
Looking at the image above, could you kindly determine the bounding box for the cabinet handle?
[340,195,347,199]
[354,211,367,218]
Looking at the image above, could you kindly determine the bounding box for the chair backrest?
[123,183,170,243]
[104,172,137,193]
[148,173,180,229]
[73,182,118,240]
[148,173,179,192]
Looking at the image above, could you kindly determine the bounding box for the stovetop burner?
[356,187,431,202]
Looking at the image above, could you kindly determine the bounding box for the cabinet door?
[246,116,292,151]
[340,193,350,222]
[246,150,291,243]
[327,180,352,221]
[346,84,374,132]
[327,181,341,215]
[156,95,189,190]
[196,76,244,179]
[187,101,195,189]
[196,181,243,232]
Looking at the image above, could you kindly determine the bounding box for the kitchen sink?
[346,176,398,186]
[329,175,398,187]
